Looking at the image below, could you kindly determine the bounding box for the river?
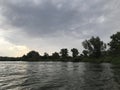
[0,61,120,90]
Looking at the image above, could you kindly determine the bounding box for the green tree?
[71,48,79,57]
[60,48,68,58]
[108,32,120,55]
[82,36,106,58]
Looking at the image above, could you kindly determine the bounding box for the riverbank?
[81,56,120,64]
[0,56,120,65]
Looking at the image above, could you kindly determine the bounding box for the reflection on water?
[82,63,118,90]
[0,61,120,90]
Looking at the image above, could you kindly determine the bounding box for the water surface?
[0,61,120,90]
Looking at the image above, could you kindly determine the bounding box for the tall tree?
[82,36,106,58]
[108,32,120,55]
[60,48,68,58]
[71,48,79,57]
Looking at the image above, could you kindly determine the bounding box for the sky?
[0,0,120,57]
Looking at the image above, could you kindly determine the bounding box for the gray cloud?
[1,0,119,38]
[0,0,79,36]
[0,0,120,56]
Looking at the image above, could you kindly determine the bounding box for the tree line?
[19,32,120,63]
[0,32,120,63]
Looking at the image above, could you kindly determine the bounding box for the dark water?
[0,62,120,90]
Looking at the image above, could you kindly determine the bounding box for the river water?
[0,61,120,90]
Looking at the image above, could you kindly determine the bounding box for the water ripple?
[0,61,120,90]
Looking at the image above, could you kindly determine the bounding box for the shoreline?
[0,57,120,65]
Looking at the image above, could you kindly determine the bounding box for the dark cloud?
[1,0,119,38]
[0,0,79,37]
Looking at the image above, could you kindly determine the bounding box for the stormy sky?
[0,0,120,56]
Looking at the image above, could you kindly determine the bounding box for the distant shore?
[0,56,120,65]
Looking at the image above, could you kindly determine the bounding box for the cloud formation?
[0,0,120,56]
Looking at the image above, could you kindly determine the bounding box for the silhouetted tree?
[82,36,106,58]
[43,52,49,59]
[82,50,89,57]
[26,51,40,58]
[21,51,40,60]
[71,48,79,57]
[52,52,60,59]
[60,48,68,58]
[108,32,120,55]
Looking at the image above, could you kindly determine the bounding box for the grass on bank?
[81,56,120,64]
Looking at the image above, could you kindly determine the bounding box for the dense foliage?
[108,32,120,56]
[82,37,106,58]
[71,48,79,58]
